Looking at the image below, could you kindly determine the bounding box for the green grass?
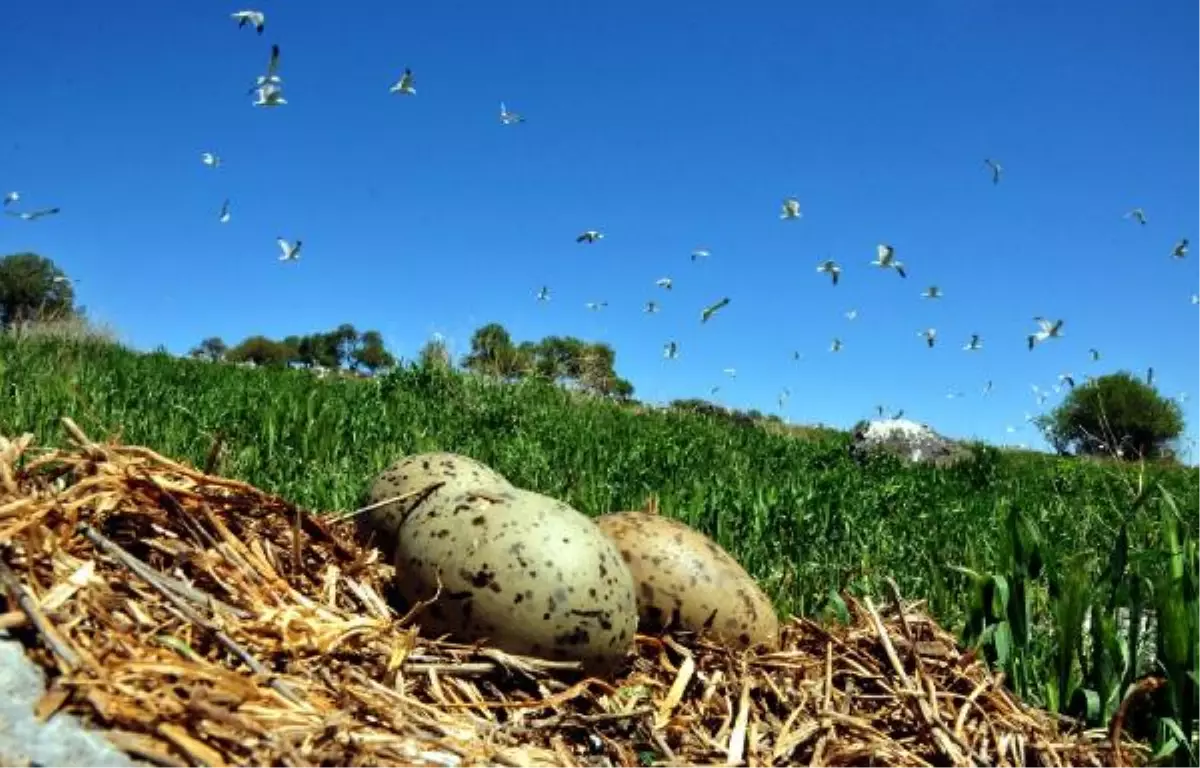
[1,335,1198,754]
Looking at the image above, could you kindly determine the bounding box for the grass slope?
[2,337,1196,626]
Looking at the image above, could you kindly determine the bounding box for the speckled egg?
[594,511,780,651]
[390,486,638,675]
[363,452,513,554]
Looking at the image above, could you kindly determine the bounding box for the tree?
[225,335,291,368]
[352,329,396,373]
[0,252,77,326]
[1036,371,1185,460]
[189,336,228,362]
[418,336,452,370]
[463,323,527,379]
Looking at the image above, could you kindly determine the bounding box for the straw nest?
[0,418,1145,767]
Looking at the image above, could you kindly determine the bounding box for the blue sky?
[2,0,1197,455]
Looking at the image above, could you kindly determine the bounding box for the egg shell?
[594,511,780,651]
[392,487,638,675]
[363,452,513,552]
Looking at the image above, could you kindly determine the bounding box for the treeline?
[188,324,395,373]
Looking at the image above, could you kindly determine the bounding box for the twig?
[0,551,82,671]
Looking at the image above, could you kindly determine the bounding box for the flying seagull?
[700,297,730,323]
[4,207,60,221]
[218,198,231,223]
[1172,238,1189,259]
[921,285,942,299]
[585,300,608,311]
[655,277,673,290]
[1027,317,1064,349]
[536,285,550,302]
[576,230,604,244]
[644,301,659,314]
[231,10,265,34]
[871,244,906,278]
[709,386,721,396]
[984,158,1003,185]
[816,259,842,286]
[277,237,302,261]
[919,328,937,348]
[253,83,286,107]
[1088,348,1101,362]
[201,152,221,168]
[946,390,965,400]
[722,367,737,378]
[830,338,843,353]
[499,102,524,124]
[691,248,710,261]
[249,44,283,93]
[390,68,416,95]
[983,380,993,395]
[2,191,18,206]
[1058,373,1076,390]
[845,308,858,321]
[1032,385,1048,406]
[780,198,801,220]
[1124,207,1147,226]
[792,350,804,361]
[778,388,790,409]
[1146,367,1155,386]
[963,334,982,351]
[663,341,678,359]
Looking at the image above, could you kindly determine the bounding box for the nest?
[0,418,1142,767]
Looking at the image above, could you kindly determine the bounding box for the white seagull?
[1172,238,1189,259]
[871,244,907,278]
[1027,317,1064,349]
[1058,373,1076,390]
[983,380,993,395]
[644,301,660,314]
[576,230,604,244]
[792,351,804,361]
[499,102,524,124]
[700,297,730,323]
[1088,348,1101,362]
[655,277,673,290]
[845,308,858,321]
[921,285,943,299]
[277,237,302,261]
[663,341,679,359]
[691,248,711,261]
[4,207,60,221]
[249,44,283,94]
[816,259,842,286]
[963,334,983,351]
[218,198,231,223]
[3,191,19,206]
[253,83,287,107]
[830,338,843,353]
[984,158,1003,185]
[201,152,221,168]
[780,198,801,220]
[1124,207,1147,226]
[919,328,937,348]
[390,68,416,95]
[231,10,265,34]
[722,367,737,378]
[536,285,550,302]
[585,300,607,311]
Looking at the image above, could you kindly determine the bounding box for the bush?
[1037,372,1185,461]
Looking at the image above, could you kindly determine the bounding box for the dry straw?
[0,418,1140,766]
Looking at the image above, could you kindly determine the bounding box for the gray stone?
[850,418,970,468]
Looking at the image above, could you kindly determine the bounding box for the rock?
[849,419,969,468]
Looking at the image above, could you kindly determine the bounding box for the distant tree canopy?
[0,252,78,326]
[1036,371,1185,460]
[196,324,397,374]
[460,321,635,400]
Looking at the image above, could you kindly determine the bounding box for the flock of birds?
[2,6,1197,451]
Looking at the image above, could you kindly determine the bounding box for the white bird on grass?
[585,300,607,311]
[231,10,265,34]
[663,341,678,359]
[277,237,302,261]
[3,191,19,206]
[644,301,659,314]
[201,152,221,168]
[390,69,416,95]
[655,277,673,290]
[830,338,843,353]
[921,285,942,299]
[691,248,710,261]
[1027,317,1064,349]
[4,207,60,221]
[1124,207,1148,226]
[576,230,603,244]
[700,297,730,323]
[963,334,983,351]
[816,259,842,286]
[984,158,1003,185]
[499,102,524,124]
[780,198,801,220]
[919,328,937,348]
[218,198,230,223]
[1172,238,1189,259]
[871,244,906,278]
[536,286,550,302]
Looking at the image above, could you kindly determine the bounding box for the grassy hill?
[0,336,1191,608]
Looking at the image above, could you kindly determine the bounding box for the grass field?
[2,334,1198,752]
